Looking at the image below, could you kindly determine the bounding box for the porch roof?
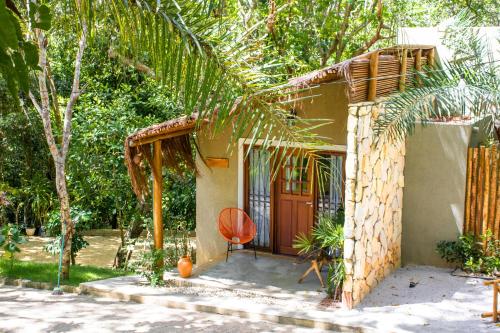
[127,113,199,148]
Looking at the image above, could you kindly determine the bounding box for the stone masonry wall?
[342,101,405,308]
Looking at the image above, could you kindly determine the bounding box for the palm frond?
[376,24,499,142]
[83,0,330,166]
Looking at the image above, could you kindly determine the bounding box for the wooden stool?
[482,279,500,322]
[298,256,331,288]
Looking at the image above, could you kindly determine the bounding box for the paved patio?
[78,255,498,332]
[0,285,325,333]
[165,251,327,306]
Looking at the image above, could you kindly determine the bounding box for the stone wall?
[342,101,405,308]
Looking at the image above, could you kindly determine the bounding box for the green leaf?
[22,42,39,68]
[32,4,52,30]
[12,51,29,92]
[0,0,19,49]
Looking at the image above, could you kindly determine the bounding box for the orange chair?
[218,208,257,262]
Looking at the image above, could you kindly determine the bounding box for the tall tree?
[26,1,87,279]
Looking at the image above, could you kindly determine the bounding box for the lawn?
[0,259,131,286]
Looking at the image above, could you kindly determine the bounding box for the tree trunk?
[113,215,144,269]
[55,161,73,279]
[29,22,86,280]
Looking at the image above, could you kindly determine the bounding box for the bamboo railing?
[464,145,500,244]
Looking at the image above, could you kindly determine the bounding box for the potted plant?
[169,220,194,278]
[25,221,36,236]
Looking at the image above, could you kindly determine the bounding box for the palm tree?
[375,14,499,142]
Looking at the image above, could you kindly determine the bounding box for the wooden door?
[276,153,314,255]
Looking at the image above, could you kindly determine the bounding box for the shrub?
[0,224,26,270]
[436,230,499,275]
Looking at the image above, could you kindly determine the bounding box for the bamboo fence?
[464,145,500,245]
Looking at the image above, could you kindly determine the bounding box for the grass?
[0,258,131,286]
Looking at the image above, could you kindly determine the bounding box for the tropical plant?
[437,230,500,275]
[293,210,344,299]
[0,223,26,270]
[44,207,90,265]
[375,11,499,143]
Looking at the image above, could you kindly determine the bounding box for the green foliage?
[0,0,42,101]
[293,211,344,255]
[0,223,26,270]
[437,231,500,275]
[293,211,345,299]
[135,248,166,287]
[376,11,499,143]
[326,259,345,299]
[0,259,130,286]
[43,207,90,264]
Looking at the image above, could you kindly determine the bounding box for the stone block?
[343,275,353,292]
[344,239,355,259]
[347,115,358,132]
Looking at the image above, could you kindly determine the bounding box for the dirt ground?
[10,236,123,268]
[5,234,196,268]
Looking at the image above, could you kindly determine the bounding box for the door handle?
[305,202,313,206]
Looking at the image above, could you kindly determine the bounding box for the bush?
[437,230,499,275]
[0,224,26,270]
[43,207,90,265]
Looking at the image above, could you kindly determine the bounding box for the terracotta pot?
[26,228,36,236]
[177,255,192,278]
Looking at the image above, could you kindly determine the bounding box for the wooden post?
[464,147,473,233]
[495,282,499,323]
[477,146,485,237]
[368,51,379,101]
[482,148,490,250]
[470,148,478,235]
[153,140,164,261]
[488,146,497,237]
[427,48,435,68]
[482,280,499,323]
[415,49,422,86]
[399,49,408,92]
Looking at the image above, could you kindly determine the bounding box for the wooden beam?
[399,49,407,92]
[129,127,195,147]
[482,148,490,250]
[152,141,164,264]
[415,49,422,86]
[427,48,435,68]
[205,157,229,168]
[470,148,478,235]
[464,147,473,233]
[477,146,485,236]
[489,145,498,238]
[368,51,379,101]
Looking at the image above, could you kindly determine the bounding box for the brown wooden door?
[276,153,314,255]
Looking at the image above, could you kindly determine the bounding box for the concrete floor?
[80,262,499,332]
[170,251,327,301]
[0,286,330,333]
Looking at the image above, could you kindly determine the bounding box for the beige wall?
[293,83,349,145]
[195,128,239,266]
[343,101,405,308]
[402,122,472,267]
[194,82,350,267]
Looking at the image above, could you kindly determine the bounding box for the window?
[316,154,345,215]
[247,148,271,248]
